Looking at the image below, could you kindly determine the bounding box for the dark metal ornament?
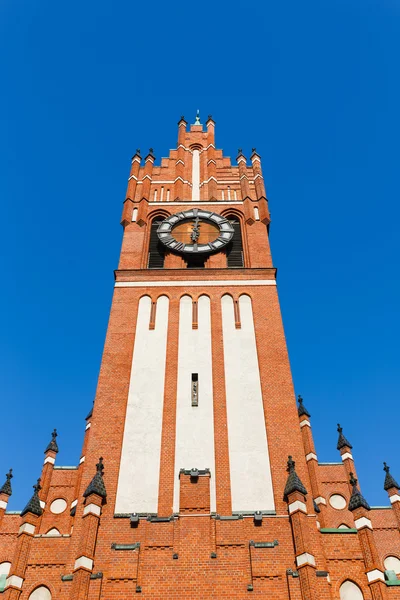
[157,209,234,254]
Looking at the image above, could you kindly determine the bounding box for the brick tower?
[1,114,399,599]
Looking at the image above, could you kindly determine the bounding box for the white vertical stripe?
[234,189,237,200]
[227,187,231,200]
[160,186,164,201]
[192,150,200,200]
[254,206,260,221]
[173,296,216,512]
[221,190,225,201]
[115,295,169,513]
[166,188,170,201]
[221,294,275,511]
[154,189,157,202]
[132,208,138,222]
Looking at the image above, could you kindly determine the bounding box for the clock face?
[157,209,235,254]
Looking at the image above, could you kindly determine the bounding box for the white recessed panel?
[221,294,275,512]
[116,295,169,513]
[329,494,347,510]
[173,295,216,512]
[384,556,400,574]
[50,498,67,514]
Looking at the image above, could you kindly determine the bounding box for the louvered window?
[226,218,244,267]
[148,220,165,268]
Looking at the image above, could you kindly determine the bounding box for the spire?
[283,456,307,500]
[21,479,43,517]
[45,428,59,454]
[297,395,310,418]
[0,469,13,496]
[348,472,370,511]
[337,423,352,450]
[194,109,201,125]
[383,462,400,491]
[83,457,107,499]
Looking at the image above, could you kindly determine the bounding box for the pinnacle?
[383,462,400,491]
[0,469,13,496]
[45,428,59,454]
[348,472,370,512]
[297,395,311,418]
[21,478,43,517]
[337,423,352,450]
[83,457,107,500]
[283,456,307,500]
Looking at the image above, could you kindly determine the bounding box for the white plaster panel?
[115,280,277,289]
[329,494,347,510]
[306,452,318,462]
[79,456,85,464]
[384,556,400,574]
[191,150,200,200]
[50,498,67,514]
[19,522,35,535]
[296,552,316,567]
[390,494,400,504]
[221,294,275,512]
[0,562,11,576]
[314,496,326,505]
[299,420,311,428]
[39,500,46,509]
[28,586,52,600]
[116,295,169,514]
[339,580,364,600]
[366,569,384,582]
[43,456,55,465]
[74,556,93,571]
[341,452,354,461]
[0,500,8,510]
[6,575,23,589]
[173,296,216,512]
[354,516,372,530]
[85,422,91,430]
[288,500,307,514]
[83,503,101,517]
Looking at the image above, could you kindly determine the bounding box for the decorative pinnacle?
[45,428,59,454]
[337,423,352,450]
[21,478,43,517]
[297,395,311,418]
[383,462,400,491]
[348,472,370,512]
[283,455,307,500]
[237,148,243,155]
[194,109,201,125]
[83,457,107,499]
[0,469,13,496]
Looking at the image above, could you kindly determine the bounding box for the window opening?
[226,217,244,268]
[191,373,199,407]
[148,220,165,269]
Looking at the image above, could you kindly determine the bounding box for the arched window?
[148,219,165,268]
[0,562,11,592]
[225,215,244,268]
[29,586,52,600]
[339,580,364,600]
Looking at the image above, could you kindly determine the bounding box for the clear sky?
[0,0,399,509]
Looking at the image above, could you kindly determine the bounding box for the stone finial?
[45,428,59,454]
[283,456,307,500]
[297,395,310,418]
[83,457,107,500]
[146,148,155,159]
[383,462,400,491]
[0,469,13,496]
[132,149,141,160]
[21,478,43,517]
[194,110,201,125]
[337,423,352,450]
[206,114,214,122]
[348,472,370,512]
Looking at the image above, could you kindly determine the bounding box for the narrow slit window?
[191,373,199,407]
[226,216,244,268]
[234,299,241,329]
[192,301,198,329]
[149,301,157,329]
[148,220,165,269]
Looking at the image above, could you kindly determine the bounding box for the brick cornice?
[114,267,277,284]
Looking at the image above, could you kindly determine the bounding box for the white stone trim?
[142,174,152,181]
[199,176,217,186]
[296,552,316,567]
[354,516,372,530]
[131,157,140,164]
[341,452,354,461]
[300,420,311,428]
[390,494,400,504]
[79,456,85,464]
[176,160,185,166]
[150,201,243,206]
[144,156,154,163]
[71,499,78,508]
[316,520,320,529]
[205,144,215,150]
[207,159,216,165]
[85,422,91,430]
[74,556,93,571]
[288,500,307,514]
[128,174,138,180]
[19,522,35,535]
[240,174,248,180]
[83,503,101,517]
[254,173,263,180]
[44,456,55,465]
[306,452,318,462]
[366,569,385,583]
[314,496,327,506]
[116,280,277,289]
[39,500,45,509]
[237,156,246,164]
[0,499,7,510]
[5,575,24,589]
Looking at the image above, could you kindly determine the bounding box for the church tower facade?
[0,115,399,600]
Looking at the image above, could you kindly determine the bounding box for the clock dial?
[157,209,234,254]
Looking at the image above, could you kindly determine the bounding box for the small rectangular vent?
[191,373,199,407]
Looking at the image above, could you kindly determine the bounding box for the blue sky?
[0,0,399,509]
